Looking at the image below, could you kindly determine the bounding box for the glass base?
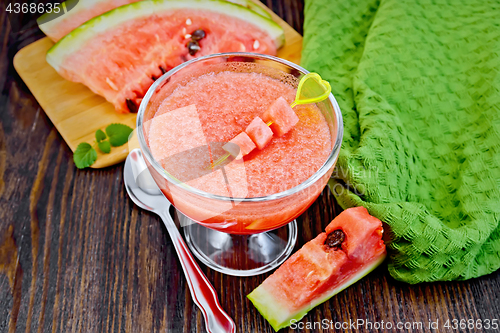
[179,214,297,276]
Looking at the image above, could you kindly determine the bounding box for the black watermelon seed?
[324,229,345,249]
[191,29,206,41]
[159,66,167,74]
[126,98,138,113]
[188,41,201,55]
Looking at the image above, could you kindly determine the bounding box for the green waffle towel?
[301,0,500,283]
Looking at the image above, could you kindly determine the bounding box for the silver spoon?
[124,148,235,333]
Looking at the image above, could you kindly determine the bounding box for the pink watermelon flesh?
[247,207,386,331]
[223,132,256,159]
[53,9,278,113]
[245,116,273,149]
[262,96,299,137]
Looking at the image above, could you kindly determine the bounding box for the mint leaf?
[106,123,133,147]
[98,140,111,154]
[95,129,107,143]
[73,143,97,169]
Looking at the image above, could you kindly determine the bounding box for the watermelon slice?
[247,207,386,332]
[37,0,272,42]
[262,97,299,137]
[46,0,285,113]
[245,116,273,149]
[223,132,256,159]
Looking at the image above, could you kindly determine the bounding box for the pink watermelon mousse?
[247,207,386,331]
[149,70,331,199]
[147,104,248,200]
[38,0,273,42]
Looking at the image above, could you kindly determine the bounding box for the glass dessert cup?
[137,53,343,276]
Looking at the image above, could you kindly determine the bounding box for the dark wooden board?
[1,1,499,333]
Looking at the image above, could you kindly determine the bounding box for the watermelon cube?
[223,132,256,159]
[262,97,299,137]
[247,207,386,331]
[251,233,347,314]
[245,116,273,149]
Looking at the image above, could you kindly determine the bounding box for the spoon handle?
[158,211,235,333]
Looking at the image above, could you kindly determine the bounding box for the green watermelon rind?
[46,0,285,71]
[247,253,387,332]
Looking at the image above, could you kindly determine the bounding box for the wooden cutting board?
[13,1,303,168]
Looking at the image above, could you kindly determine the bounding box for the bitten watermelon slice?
[46,0,285,113]
[247,207,386,331]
